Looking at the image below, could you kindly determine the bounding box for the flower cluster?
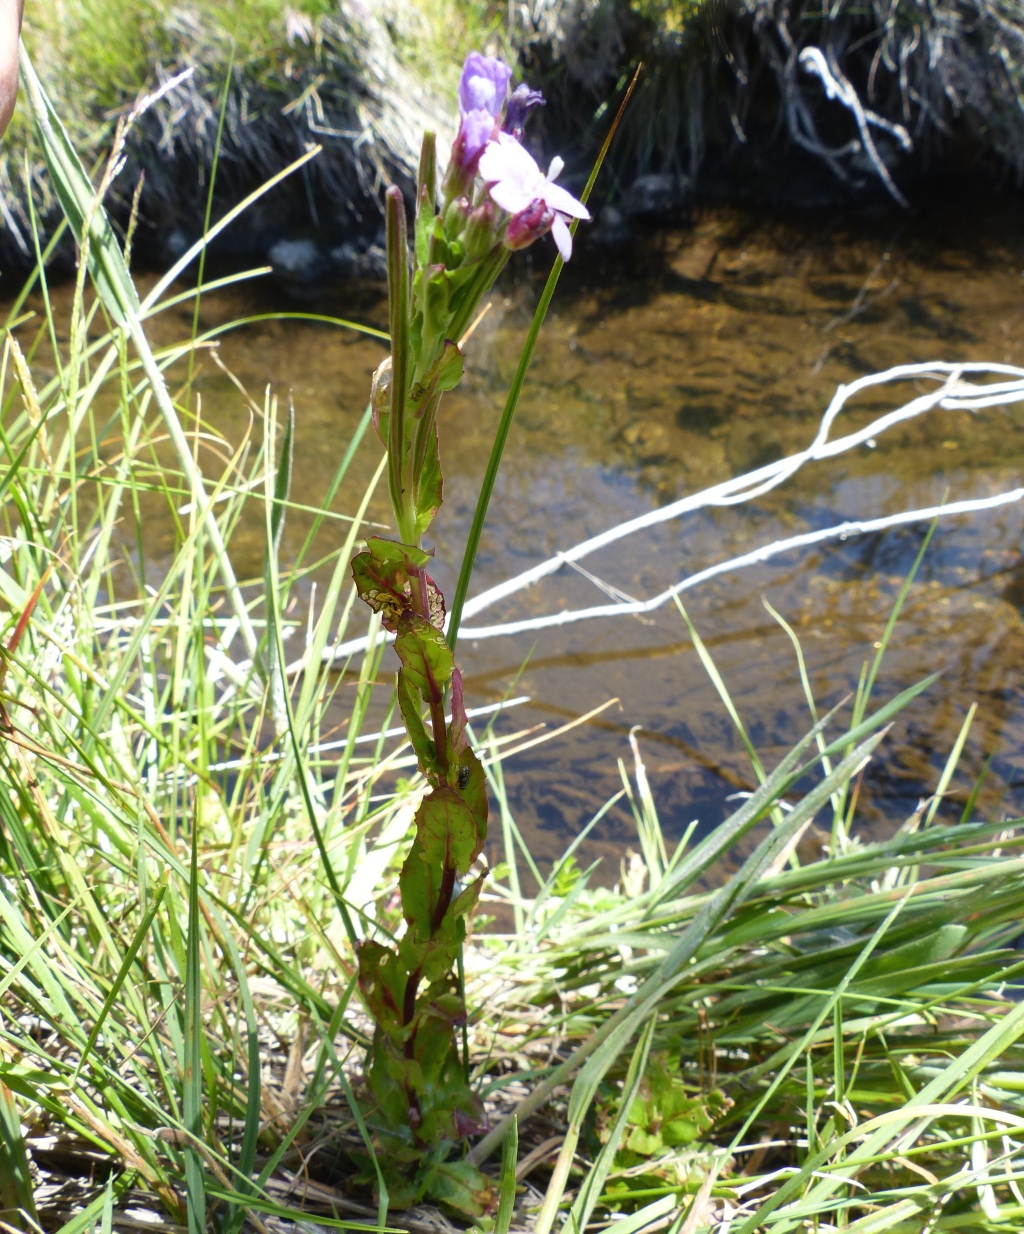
[444,52,589,262]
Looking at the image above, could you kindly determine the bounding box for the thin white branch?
[798,46,912,207]
[319,362,1024,664]
[456,488,1024,641]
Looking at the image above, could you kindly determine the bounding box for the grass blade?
[19,44,260,659]
[184,802,207,1234]
[494,1116,519,1234]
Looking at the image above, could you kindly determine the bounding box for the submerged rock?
[624,173,692,222]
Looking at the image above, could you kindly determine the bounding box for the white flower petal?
[479,140,538,191]
[487,181,538,215]
[542,182,590,220]
[551,214,573,262]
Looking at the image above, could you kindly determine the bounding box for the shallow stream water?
[27,200,1024,875]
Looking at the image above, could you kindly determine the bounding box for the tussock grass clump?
[519,0,1024,203]
[3,1,505,270]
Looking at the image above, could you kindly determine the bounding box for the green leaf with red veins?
[351,537,432,632]
[399,932,455,985]
[416,786,479,873]
[356,940,407,1030]
[399,839,439,938]
[451,747,487,855]
[395,611,454,699]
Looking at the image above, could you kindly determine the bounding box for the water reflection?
[19,201,1024,874]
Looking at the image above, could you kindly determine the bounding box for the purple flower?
[477,133,590,261]
[458,53,511,118]
[504,83,545,142]
[450,53,512,173]
[454,109,496,168]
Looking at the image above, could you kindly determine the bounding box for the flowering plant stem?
[349,53,593,1217]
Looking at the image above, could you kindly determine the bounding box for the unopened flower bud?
[463,200,498,258]
[443,195,471,239]
[504,83,545,142]
[503,198,554,251]
[442,112,496,203]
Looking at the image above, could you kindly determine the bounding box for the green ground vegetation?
[1,41,1024,1234]
[22,0,504,126]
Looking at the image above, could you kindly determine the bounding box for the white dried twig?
[315,361,1024,664]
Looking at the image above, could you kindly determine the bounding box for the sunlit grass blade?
[473,720,891,1164]
[264,395,294,727]
[556,1018,656,1234]
[183,804,208,1234]
[0,1080,39,1233]
[493,1116,519,1234]
[19,44,260,658]
[72,881,167,1085]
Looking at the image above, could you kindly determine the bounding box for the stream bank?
[5,0,1023,278]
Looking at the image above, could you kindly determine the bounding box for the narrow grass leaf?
[560,1017,656,1234]
[494,1116,519,1234]
[183,803,207,1234]
[73,880,167,1084]
[473,724,888,1162]
[0,1080,39,1231]
[20,44,260,657]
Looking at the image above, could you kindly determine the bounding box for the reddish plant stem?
[431,864,456,934]
[412,565,451,777]
[403,966,422,1027]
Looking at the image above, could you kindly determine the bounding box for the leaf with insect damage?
[351,537,442,632]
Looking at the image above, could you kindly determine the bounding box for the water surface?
[28,202,1024,873]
